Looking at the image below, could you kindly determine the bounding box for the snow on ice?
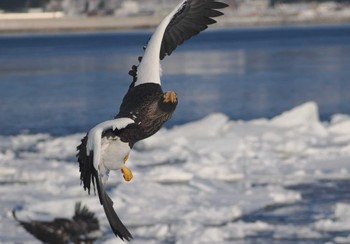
[1,101,350,243]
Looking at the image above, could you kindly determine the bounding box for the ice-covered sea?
[1,24,350,243]
[1,101,350,243]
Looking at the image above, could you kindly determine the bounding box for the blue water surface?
[1,24,350,135]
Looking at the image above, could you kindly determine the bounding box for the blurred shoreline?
[1,7,350,34]
[0,15,163,34]
[1,16,350,34]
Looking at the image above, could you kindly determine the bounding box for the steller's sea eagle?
[77,0,228,241]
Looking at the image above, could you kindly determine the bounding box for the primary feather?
[160,0,228,59]
[135,0,228,86]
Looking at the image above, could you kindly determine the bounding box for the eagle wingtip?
[94,170,133,241]
[211,1,229,9]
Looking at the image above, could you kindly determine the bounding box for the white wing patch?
[86,118,134,170]
[134,0,186,86]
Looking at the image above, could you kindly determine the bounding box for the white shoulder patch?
[134,0,187,87]
[86,117,134,170]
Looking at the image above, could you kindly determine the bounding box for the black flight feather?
[13,202,100,244]
[77,134,133,241]
[129,0,228,83]
[94,169,133,241]
[160,0,228,60]
[77,135,96,195]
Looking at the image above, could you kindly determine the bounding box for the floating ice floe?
[1,101,350,243]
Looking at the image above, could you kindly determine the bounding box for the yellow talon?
[121,166,133,182]
[123,154,129,164]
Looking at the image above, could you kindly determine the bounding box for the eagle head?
[159,91,178,112]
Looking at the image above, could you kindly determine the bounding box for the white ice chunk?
[269,190,302,203]
[145,166,193,183]
[3,101,350,243]
[335,235,350,244]
[271,101,328,136]
[314,203,350,232]
[329,120,350,134]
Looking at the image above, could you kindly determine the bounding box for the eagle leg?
[121,154,133,182]
[121,166,133,182]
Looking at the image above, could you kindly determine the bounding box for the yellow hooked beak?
[163,91,177,103]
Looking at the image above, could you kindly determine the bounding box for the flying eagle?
[77,0,228,241]
[13,202,101,244]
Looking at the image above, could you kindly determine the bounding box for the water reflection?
[163,49,246,76]
[162,41,350,122]
[0,26,350,135]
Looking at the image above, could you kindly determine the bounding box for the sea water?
[1,24,350,243]
[0,24,350,135]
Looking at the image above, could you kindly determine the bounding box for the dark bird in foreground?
[77,0,228,241]
[12,202,101,244]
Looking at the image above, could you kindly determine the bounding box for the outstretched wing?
[12,210,70,243]
[77,148,132,240]
[77,118,134,241]
[86,118,134,171]
[77,118,134,193]
[131,0,228,86]
[94,169,133,241]
[160,0,228,60]
[72,202,100,233]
